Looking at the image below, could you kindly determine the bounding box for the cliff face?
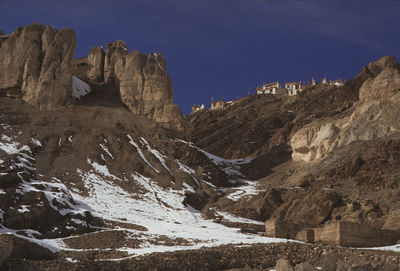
[0,22,76,110]
[291,56,400,162]
[102,41,186,132]
[0,23,186,132]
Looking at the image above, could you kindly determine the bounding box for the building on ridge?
[256,81,281,95]
[210,100,226,110]
[330,79,345,86]
[191,104,205,113]
[285,81,302,96]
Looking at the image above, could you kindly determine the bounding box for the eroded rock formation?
[101,40,186,131]
[291,56,400,162]
[0,22,76,110]
[0,23,186,132]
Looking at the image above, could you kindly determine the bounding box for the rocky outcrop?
[0,22,76,110]
[100,41,186,131]
[0,234,57,265]
[291,56,400,162]
[0,23,185,131]
[87,46,105,82]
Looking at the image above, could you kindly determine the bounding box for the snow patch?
[100,143,114,160]
[0,134,30,154]
[215,211,264,225]
[140,137,172,175]
[17,205,31,213]
[127,135,159,173]
[87,158,121,181]
[31,138,42,147]
[72,76,91,100]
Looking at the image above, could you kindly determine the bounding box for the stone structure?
[211,100,226,110]
[311,78,317,86]
[265,218,299,239]
[266,218,400,247]
[314,221,400,247]
[295,228,315,243]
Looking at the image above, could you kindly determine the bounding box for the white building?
[285,82,301,96]
[256,81,281,95]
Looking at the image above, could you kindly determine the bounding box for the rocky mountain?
[0,22,186,132]
[0,22,399,270]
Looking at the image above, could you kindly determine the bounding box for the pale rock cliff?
[0,23,186,131]
[0,22,76,110]
[90,40,186,131]
[87,46,105,82]
[291,56,400,162]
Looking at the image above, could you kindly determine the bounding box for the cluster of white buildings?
[256,77,344,96]
[191,77,345,114]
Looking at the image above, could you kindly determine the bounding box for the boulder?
[295,228,315,243]
[321,254,337,271]
[277,189,341,226]
[0,234,57,262]
[0,22,76,110]
[294,262,317,271]
[275,258,294,271]
[349,263,373,271]
[0,234,13,267]
[376,264,399,271]
[336,260,350,271]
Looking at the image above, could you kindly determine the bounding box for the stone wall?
[265,218,298,239]
[295,228,315,243]
[314,222,341,246]
[314,221,400,247]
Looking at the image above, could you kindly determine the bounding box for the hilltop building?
[256,82,281,95]
[311,78,317,86]
[285,82,302,96]
[211,100,226,110]
[330,79,344,86]
[192,104,205,113]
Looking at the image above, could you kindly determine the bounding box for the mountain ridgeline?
[0,23,400,270]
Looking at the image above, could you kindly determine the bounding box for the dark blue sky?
[1,0,400,115]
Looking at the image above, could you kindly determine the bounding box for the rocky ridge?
[0,22,185,132]
[291,56,400,162]
[0,22,76,110]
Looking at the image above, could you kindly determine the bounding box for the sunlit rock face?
[291,56,400,162]
[0,23,186,132]
[0,22,76,110]
[103,41,186,132]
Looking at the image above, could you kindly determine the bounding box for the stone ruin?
[265,219,400,247]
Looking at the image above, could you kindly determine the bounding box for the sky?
[1,0,400,115]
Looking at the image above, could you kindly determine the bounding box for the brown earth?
[3,242,400,271]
